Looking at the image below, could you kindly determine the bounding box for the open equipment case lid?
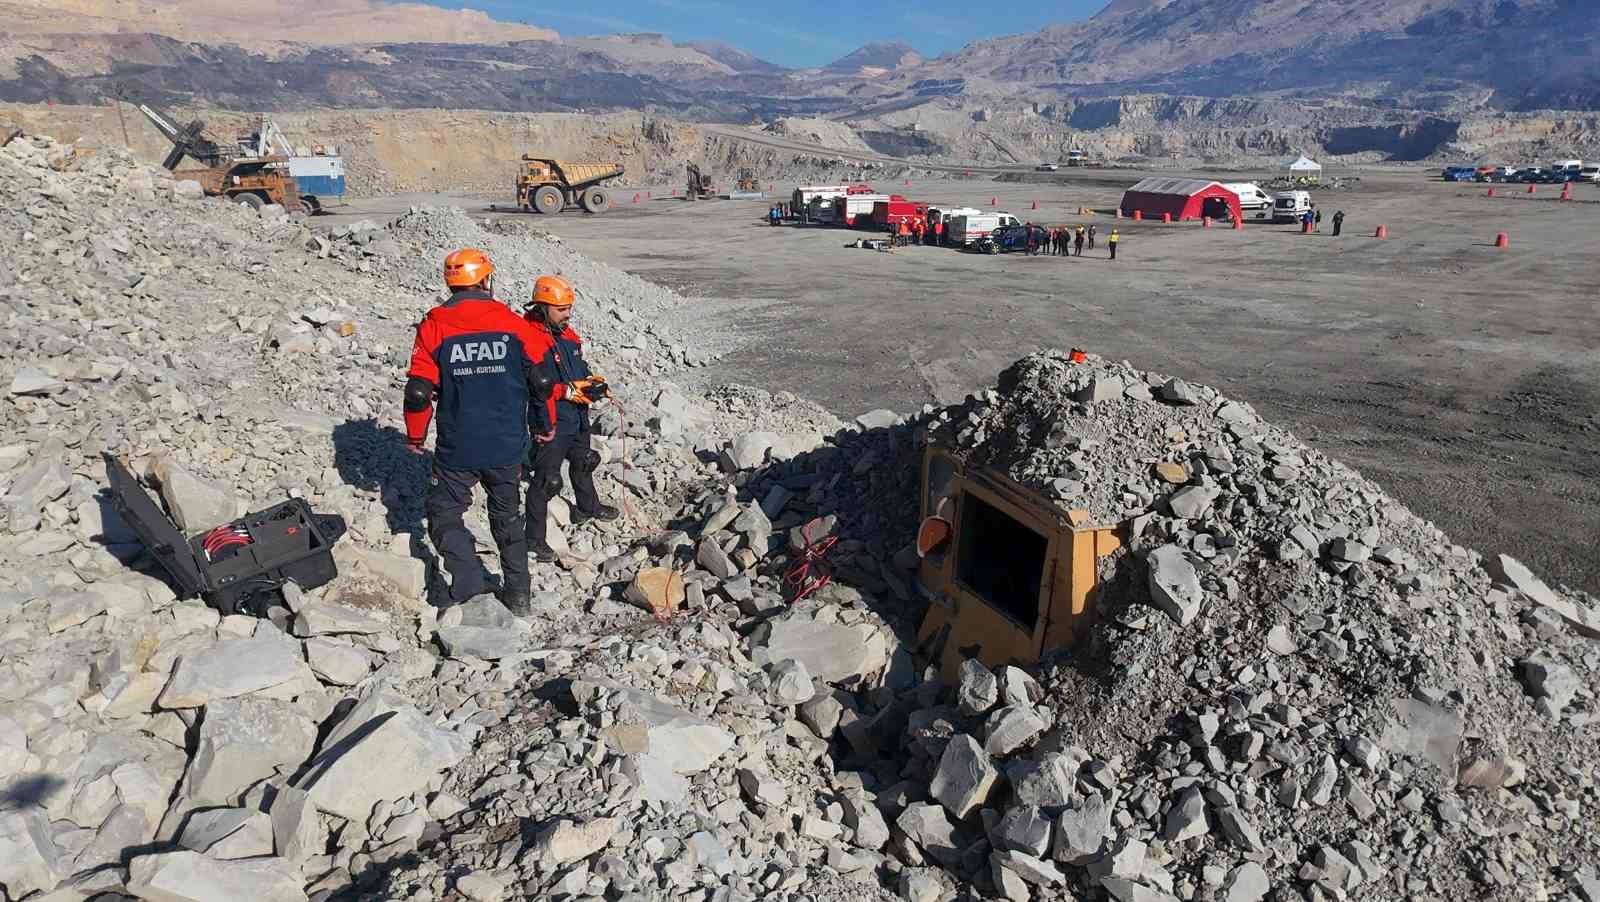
[102,453,208,598]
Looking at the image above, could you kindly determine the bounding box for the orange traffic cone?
[1133,210,1143,221]
[1030,200,1038,210]
[904,179,911,187]
[1527,184,1536,194]
[1162,212,1172,223]
[1561,183,1571,201]
[1495,232,1509,248]
[1231,218,1243,230]
[990,197,998,206]
[1375,224,1388,239]
[1486,187,1496,197]
[632,193,640,203]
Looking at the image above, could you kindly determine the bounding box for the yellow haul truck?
[913,443,1123,683]
[515,156,626,214]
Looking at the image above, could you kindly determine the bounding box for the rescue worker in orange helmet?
[523,275,619,562]
[404,249,545,612]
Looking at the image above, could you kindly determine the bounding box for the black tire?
[301,195,323,215]
[580,187,609,213]
[235,192,264,210]
[533,185,563,214]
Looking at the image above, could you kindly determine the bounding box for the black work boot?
[531,542,559,563]
[572,504,620,524]
[499,584,531,617]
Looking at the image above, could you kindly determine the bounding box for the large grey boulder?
[436,595,527,660]
[177,808,275,859]
[930,734,998,819]
[151,455,237,532]
[1378,697,1463,775]
[895,803,961,866]
[596,682,734,774]
[1221,862,1270,902]
[181,696,317,805]
[0,806,64,898]
[126,850,307,902]
[1053,792,1111,863]
[957,658,999,716]
[529,816,621,866]
[269,785,325,862]
[759,615,886,685]
[991,805,1052,857]
[841,791,890,850]
[695,537,739,579]
[1166,484,1219,520]
[295,689,469,820]
[1491,553,1600,638]
[720,432,779,471]
[1521,654,1580,712]
[1,453,69,521]
[157,627,313,709]
[1146,545,1202,626]
[984,705,1046,756]
[292,602,386,637]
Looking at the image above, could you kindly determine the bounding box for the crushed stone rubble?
[0,133,1595,902]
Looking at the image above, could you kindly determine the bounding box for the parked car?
[1036,163,1060,172]
[1511,167,1543,183]
[977,223,1052,254]
[1442,166,1478,182]
[1579,165,1600,183]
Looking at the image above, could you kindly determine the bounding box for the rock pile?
[1,132,1596,902]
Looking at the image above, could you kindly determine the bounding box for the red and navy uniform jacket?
[406,290,544,470]
[526,318,594,436]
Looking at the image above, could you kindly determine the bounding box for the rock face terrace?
[2,134,1598,902]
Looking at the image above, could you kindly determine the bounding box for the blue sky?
[442,1,1107,68]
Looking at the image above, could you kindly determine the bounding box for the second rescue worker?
[524,275,619,562]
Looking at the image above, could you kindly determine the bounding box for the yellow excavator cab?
[914,444,1122,684]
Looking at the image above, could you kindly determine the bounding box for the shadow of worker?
[330,417,431,561]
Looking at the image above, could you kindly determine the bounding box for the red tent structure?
[1119,178,1241,222]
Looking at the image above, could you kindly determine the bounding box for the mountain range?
[2,0,1596,162]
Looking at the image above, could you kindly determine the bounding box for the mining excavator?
[685,162,717,200]
[137,104,302,212]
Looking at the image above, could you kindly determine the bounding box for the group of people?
[1025,224,1120,260]
[891,216,945,246]
[1041,224,1095,256]
[1300,208,1347,236]
[403,249,618,615]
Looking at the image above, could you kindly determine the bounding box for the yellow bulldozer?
[515,156,626,214]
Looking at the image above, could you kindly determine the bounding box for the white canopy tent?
[1286,155,1323,181]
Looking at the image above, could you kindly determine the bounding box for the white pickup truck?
[950,212,1020,246]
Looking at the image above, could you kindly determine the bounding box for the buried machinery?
[913,441,1122,683]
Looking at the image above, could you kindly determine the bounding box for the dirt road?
[324,172,1600,594]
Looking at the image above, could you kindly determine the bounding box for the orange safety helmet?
[532,274,575,307]
[443,248,494,288]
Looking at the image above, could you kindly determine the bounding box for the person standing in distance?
[404,249,543,612]
[524,275,620,563]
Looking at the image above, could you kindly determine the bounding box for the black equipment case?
[103,453,348,616]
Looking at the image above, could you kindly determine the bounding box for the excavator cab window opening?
[954,491,1048,632]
